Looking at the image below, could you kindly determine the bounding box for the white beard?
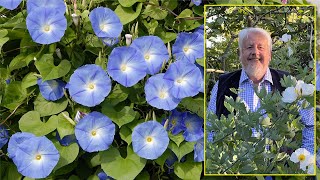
[242,61,267,80]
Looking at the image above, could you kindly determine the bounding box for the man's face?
[239,32,271,81]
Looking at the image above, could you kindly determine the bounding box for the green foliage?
[205,82,312,174]
[100,146,147,180]
[18,111,58,136]
[174,160,202,180]
[53,140,80,171]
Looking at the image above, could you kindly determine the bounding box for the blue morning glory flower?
[37,78,65,101]
[192,0,202,6]
[5,79,11,84]
[194,137,204,162]
[194,25,204,36]
[172,32,204,63]
[132,121,169,160]
[195,62,204,93]
[165,149,178,167]
[131,36,169,75]
[145,73,181,110]
[89,7,123,38]
[7,132,35,159]
[27,0,66,14]
[166,109,186,135]
[101,37,119,47]
[164,60,202,99]
[12,136,59,179]
[107,47,147,87]
[26,8,67,44]
[0,0,22,10]
[56,132,77,146]
[183,112,203,142]
[75,111,115,152]
[316,61,320,91]
[67,64,112,107]
[97,170,113,180]
[0,125,9,149]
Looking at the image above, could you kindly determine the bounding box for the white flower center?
[100,23,109,32]
[91,130,97,136]
[144,54,150,61]
[43,25,51,32]
[120,64,127,72]
[176,78,186,85]
[35,154,42,160]
[146,136,153,143]
[183,47,189,53]
[87,83,95,90]
[159,90,168,99]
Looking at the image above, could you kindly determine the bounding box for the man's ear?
[237,48,240,56]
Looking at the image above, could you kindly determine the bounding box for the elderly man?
[207,27,314,153]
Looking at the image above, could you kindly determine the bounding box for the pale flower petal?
[282,87,298,103]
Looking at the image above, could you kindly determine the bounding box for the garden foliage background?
[0,0,319,179]
[204,0,320,179]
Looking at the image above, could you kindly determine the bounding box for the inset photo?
[205,5,316,175]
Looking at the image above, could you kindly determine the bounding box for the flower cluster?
[7,132,60,178]
[26,0,67,44]
[163,109,204,162]
[0,1,205,178]
[282,79,314,103]
[290,148,315,174]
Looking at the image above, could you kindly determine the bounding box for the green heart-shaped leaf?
[168,141,195,161]
[19,111,57,136]
[9,53,37,72]
[101,104,137,127]
[56,112,75,139]
[35,54,71,81]
[34,94,68,117]
[1,81,27,110]
[119,125,132,144]
[100,146,146,179]
[115,3,142,25]
[169,132,185,147]
[53,139,79,171]
[174,161,202,180]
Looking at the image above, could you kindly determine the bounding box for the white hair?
[238,27,272,52]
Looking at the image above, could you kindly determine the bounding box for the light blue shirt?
[208,68,314,153]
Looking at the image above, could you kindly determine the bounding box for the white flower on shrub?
[279,33,291,42]
[290,148,313,170]
[295,80,314,96]
[281,87,298,103]
[307,164,314,174]
[282,80,314,103]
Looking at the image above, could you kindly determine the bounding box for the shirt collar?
[240,68,273,85]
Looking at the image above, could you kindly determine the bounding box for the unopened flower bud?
[71,13,80,27]
[125,34,132,46]
[167,42,171,58]
[56,48,62,59]
[163,119,169,130]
